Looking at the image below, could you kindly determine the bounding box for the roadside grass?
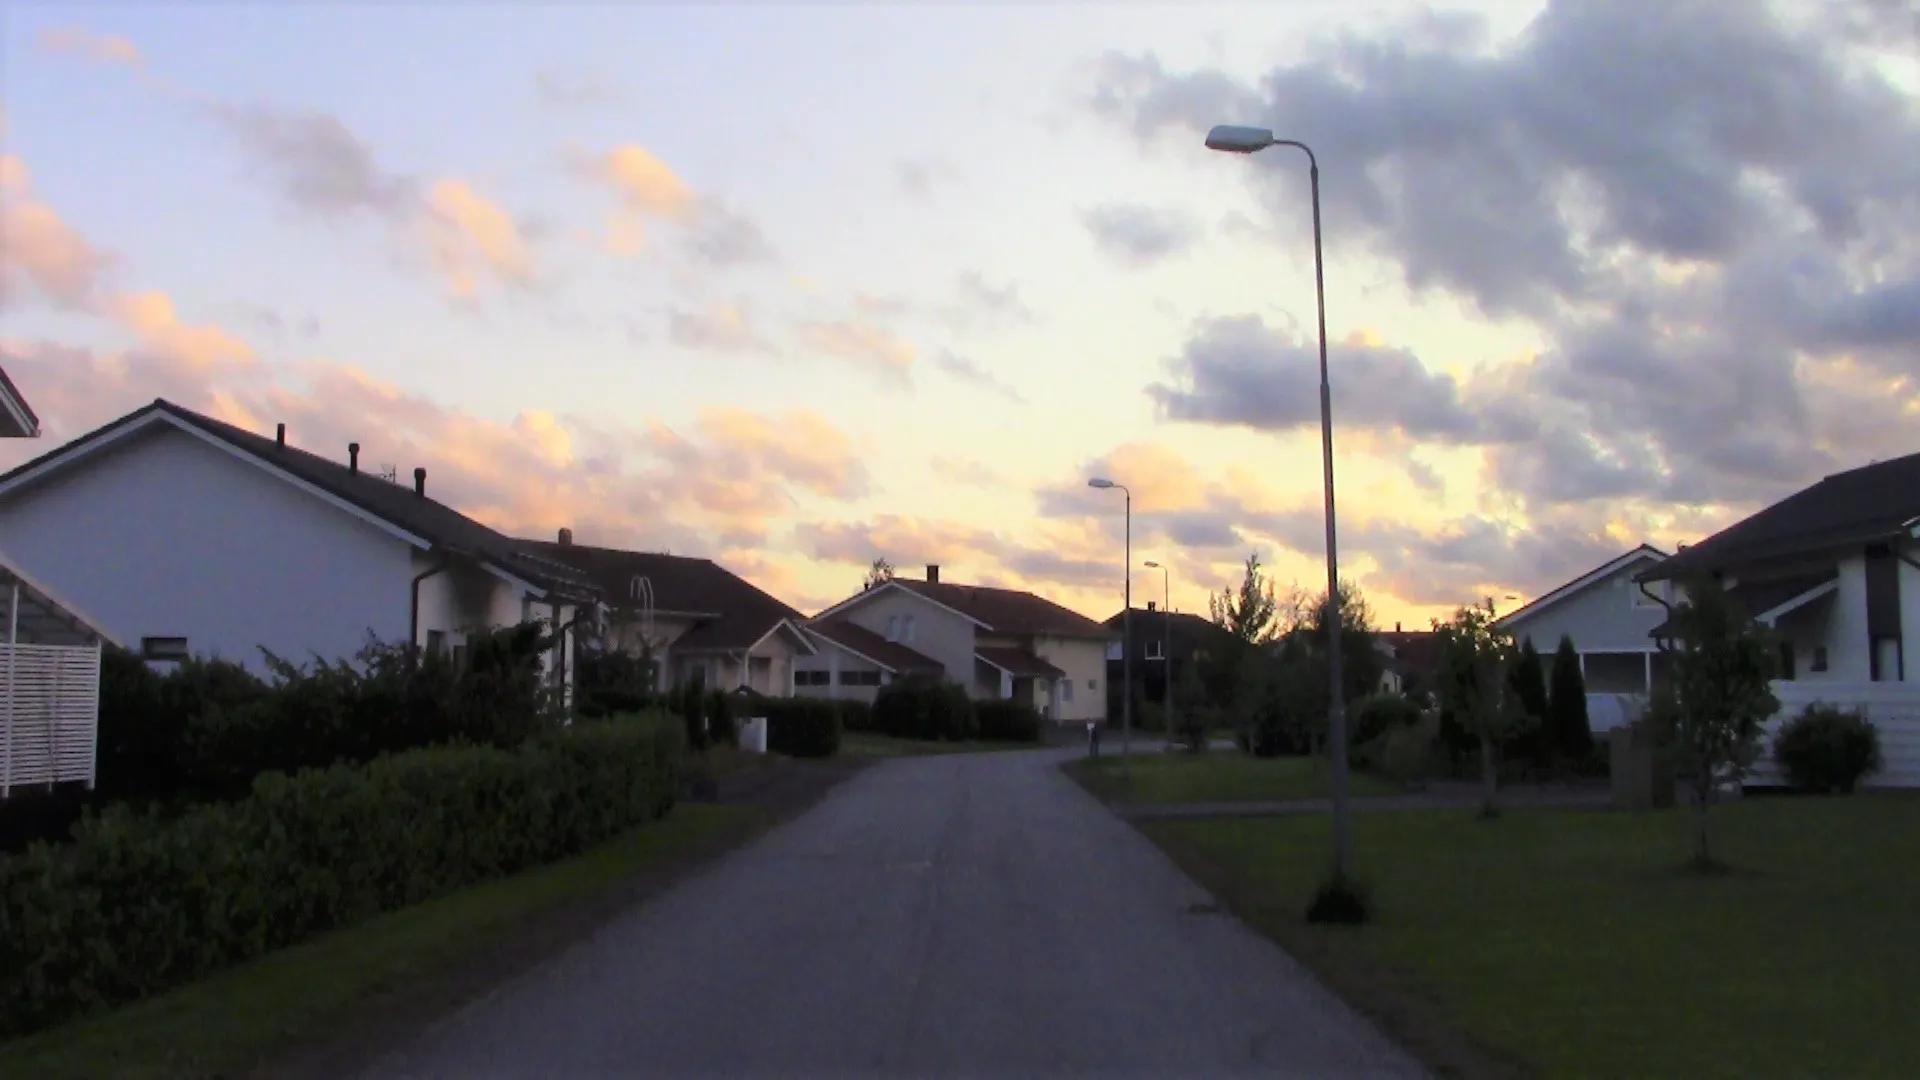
[1068,749,1401,805]
[841,731,1042,758]
[0,804,764,1080]
[1145,795,1920,1080]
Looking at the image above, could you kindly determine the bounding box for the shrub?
[1772,704,1883,794]
[0,715,682,1040]
[706,689,737,749]
[975,700,1043,743]
[1547,635,1594,764]
[1349,692,1423,748]
[871,678,976,741]
[1381,712,1443,788]
[761,698,842,758]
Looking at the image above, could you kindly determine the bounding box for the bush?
[761,699,843,758]
[975,700,1044,743]
[706,689,737,749]
[0,715,682,1040]
[871,678,976,741]
[1349,692,1423,748]
[1381,712,1443,788]
[1772,704,1883,794]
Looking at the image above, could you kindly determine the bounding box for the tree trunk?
[1478,735,1500,817]
[1692,764,1713,868]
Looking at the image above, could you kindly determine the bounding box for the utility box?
[1611,720,1675,809]
[738,716,768,754]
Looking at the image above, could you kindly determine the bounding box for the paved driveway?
[360,748,1429,1080]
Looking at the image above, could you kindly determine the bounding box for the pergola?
[0,541,119,798]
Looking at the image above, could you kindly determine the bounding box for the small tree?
[1547,635,1593,767]
[1206,552,1282,726]
[1507,639,1552,771]
[1647,573,1779,870]
[1173,659,1209,752]
[1299,578,1383,715]
[1432,599,1531,816]
[864,557,897,590]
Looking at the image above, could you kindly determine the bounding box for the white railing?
[1753,682,1920,789]
[1,642,102,797]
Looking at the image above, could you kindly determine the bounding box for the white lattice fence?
[1753,682,1920,789]
[0,643,102,797]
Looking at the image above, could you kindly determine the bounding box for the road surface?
[360,747,1429,1080]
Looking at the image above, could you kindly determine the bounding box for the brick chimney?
[1147,600,1157,612]
[348,442,360,474]
[926,564,940,583]
[559,527,574,546]
[413,467,426,497]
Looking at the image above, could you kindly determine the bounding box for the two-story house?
[796,564,1117,724]
[1102,603,1237,715]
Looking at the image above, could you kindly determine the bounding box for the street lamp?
[1089,477,1132,762]
[1206,123,1354,882]
[1144,559,1171,742]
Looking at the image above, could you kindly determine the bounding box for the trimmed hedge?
[0,715,682,1040]
[760,699,843,758]
[974,700,1044,743]
[872,678,976,741]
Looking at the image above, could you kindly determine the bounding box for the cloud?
[422,180,537,299]
[684,202,776,267]
[588,144,696,220]
[895,158,959,200]
[106,292,256,369]
[935,350,1023,402]
[574,143,775,267]
[951,271,1036,329]
[533,69,619,109]
[666,303,774,353]
[1081,203,1205,267]
[1090,0,1920,526]
[36,27,142,68]
[0,157,116,309]
[930,455,1018,489]
[796,320,915,377]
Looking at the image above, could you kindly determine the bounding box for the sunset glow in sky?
[4,2,1917,628]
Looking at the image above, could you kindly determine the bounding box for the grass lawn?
[1069,749,1401,804]
[841,731,1041,758]
[0,804,764,1080]
[1147,795,1920,1080]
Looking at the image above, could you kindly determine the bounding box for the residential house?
[800,565,1117,723]
[1102,602,1237,714]
[1493,544,1673,695]
[519,531,816,695]
[1636,453,1920,787]
[0,400,599,699]
[1374,627,1442,697]
[793,619,945,703]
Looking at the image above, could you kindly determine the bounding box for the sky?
[3,0,1918,631]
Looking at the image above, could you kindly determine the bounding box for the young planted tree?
[1646,573,1779,870]
[1547,635,1593,768]
[1432,599,1531,817]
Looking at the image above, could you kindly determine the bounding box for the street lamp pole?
[1145,559,1170,740]
[1089,477,1133,764]
[1205,124,1352,879]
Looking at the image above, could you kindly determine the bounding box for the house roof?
[1645,570,1839,639]
[0,547,120,648]
[0,365,40,439]
[804,619,943,673]
[975,646,1065,678]
[0,400,597,601]
[1642,452,1920,582]
[517,539,806,653]
[1376,629,1443,675]
[1493,544,1669,630]
[1102,608,1229,639]
[892,579,1114,639]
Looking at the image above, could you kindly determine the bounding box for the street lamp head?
[1144,560,1161,568]
[1205,124,1276,153]
[1087,477,1116,489]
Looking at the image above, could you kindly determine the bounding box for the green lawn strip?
[1145,796,1920,1080]
[1068,750,1401,805]
[0,804,763,1080]
[841,731,1041,758]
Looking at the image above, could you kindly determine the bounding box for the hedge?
[0,714,682,1040]
[759,699,844,758]
[872,679,976,741]
[974,700,1043,743]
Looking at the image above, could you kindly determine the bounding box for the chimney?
[348,442,360,474]
[275,423,286,448]
[1396,621,1402,633]
[413,467,426,497]
[1147,600,1157,612]
[558,527,574,546]
[926,564,940,583]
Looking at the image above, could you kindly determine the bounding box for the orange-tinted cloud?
[795,319,915,376]
[36,27,142,68]
[0,156,116,309]
[106,291,255,368]
[422,179,536,299]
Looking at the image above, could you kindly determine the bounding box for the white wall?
[0,425,416,676]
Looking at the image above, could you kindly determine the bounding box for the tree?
[1507,639,1552,770]
[1205,553,1282,725]
[1172,658,1209,752]
[1646,574,1779,870]
[1432,599,1532,816]
[1547,635,1593,767]
[864,557,897,590]
[1298,578,1384,724]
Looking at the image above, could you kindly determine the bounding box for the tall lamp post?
[1204,123,1352,880]
[1144,559,1171,740]
[1089,477,1132,763]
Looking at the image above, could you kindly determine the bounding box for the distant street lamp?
[1144,559,1171,740]
[1089,477,1133,763]
[1205,123,1354,881]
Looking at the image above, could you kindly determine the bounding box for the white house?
[0,400,600,699]
[1636,451,1920,787]
[1493,544,1673,696]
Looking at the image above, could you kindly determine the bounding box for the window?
[1088,678,1098,690]
[1061,679,1074,702]
[140,636,189,661]
[426,629,447,655]
[796,670,832,687]
[886,615,900,641]
[1145,640,1165,660]
[1811,646,1829,673]
[903,615,917,643]
[838,670,881,686]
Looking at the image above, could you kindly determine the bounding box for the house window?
[1145,640,1165,660]
[1811,646,1829,673]
[886,615,900,641]
[1062,679,1074,702]
[903,615,917,643]
[837,670,882,687]
[797,670,831,687]
[140,636,189,661]
[426,629,447,655]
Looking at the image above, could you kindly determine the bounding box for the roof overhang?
[974,650,1065,678]
[0,367,40,439]
[1495,544,1670,629]
[801,626,900,673]
[1753,577,1840,626]
[0,407,434,551]
[811,579,994,629]
[0,549,122,648]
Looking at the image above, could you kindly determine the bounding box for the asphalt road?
[360,748,1430,1080]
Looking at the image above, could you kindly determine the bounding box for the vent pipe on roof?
[559,527,574,546]
[348,442,360,474]
[413,467,426,497]
[1396,621,1402,632]
[927,564,940,583]
[276,423,286,448]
